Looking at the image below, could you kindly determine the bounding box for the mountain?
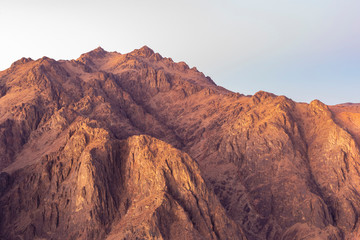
[0,46,360,240]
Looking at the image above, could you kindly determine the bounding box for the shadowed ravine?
[1,46,360,239]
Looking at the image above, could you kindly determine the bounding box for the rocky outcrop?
[1,46,360,239]
[107,135,244,240]
[0,121,244,239]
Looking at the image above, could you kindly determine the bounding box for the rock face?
[0,46,360,239]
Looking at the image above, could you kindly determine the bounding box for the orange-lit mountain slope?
[1,46,359,240]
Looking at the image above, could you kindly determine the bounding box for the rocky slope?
[0,46,360,239]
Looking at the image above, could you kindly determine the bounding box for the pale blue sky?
[1,0,359,104]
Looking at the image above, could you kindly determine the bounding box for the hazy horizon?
[1,0,359,105]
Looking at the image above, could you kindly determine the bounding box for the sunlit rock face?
[0,46,360,239]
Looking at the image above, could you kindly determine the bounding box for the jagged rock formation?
[0,46,360,239]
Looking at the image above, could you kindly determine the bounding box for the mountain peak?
[88,46,107,57]
[75,46,108,67]
[93,46,106,53]
[131,45,155,57]
[79,46,108,60]
[10,57,33,68]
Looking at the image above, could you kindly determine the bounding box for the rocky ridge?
[0,46,360,239]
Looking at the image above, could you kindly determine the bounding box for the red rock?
[0,46,360,240]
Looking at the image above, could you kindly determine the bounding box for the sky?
[0,0,359,105]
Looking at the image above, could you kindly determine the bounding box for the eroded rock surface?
[1,46,360,239]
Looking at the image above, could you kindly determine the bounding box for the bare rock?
[1,46,360,240]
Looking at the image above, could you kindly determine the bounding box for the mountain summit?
[0,47,360,240]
